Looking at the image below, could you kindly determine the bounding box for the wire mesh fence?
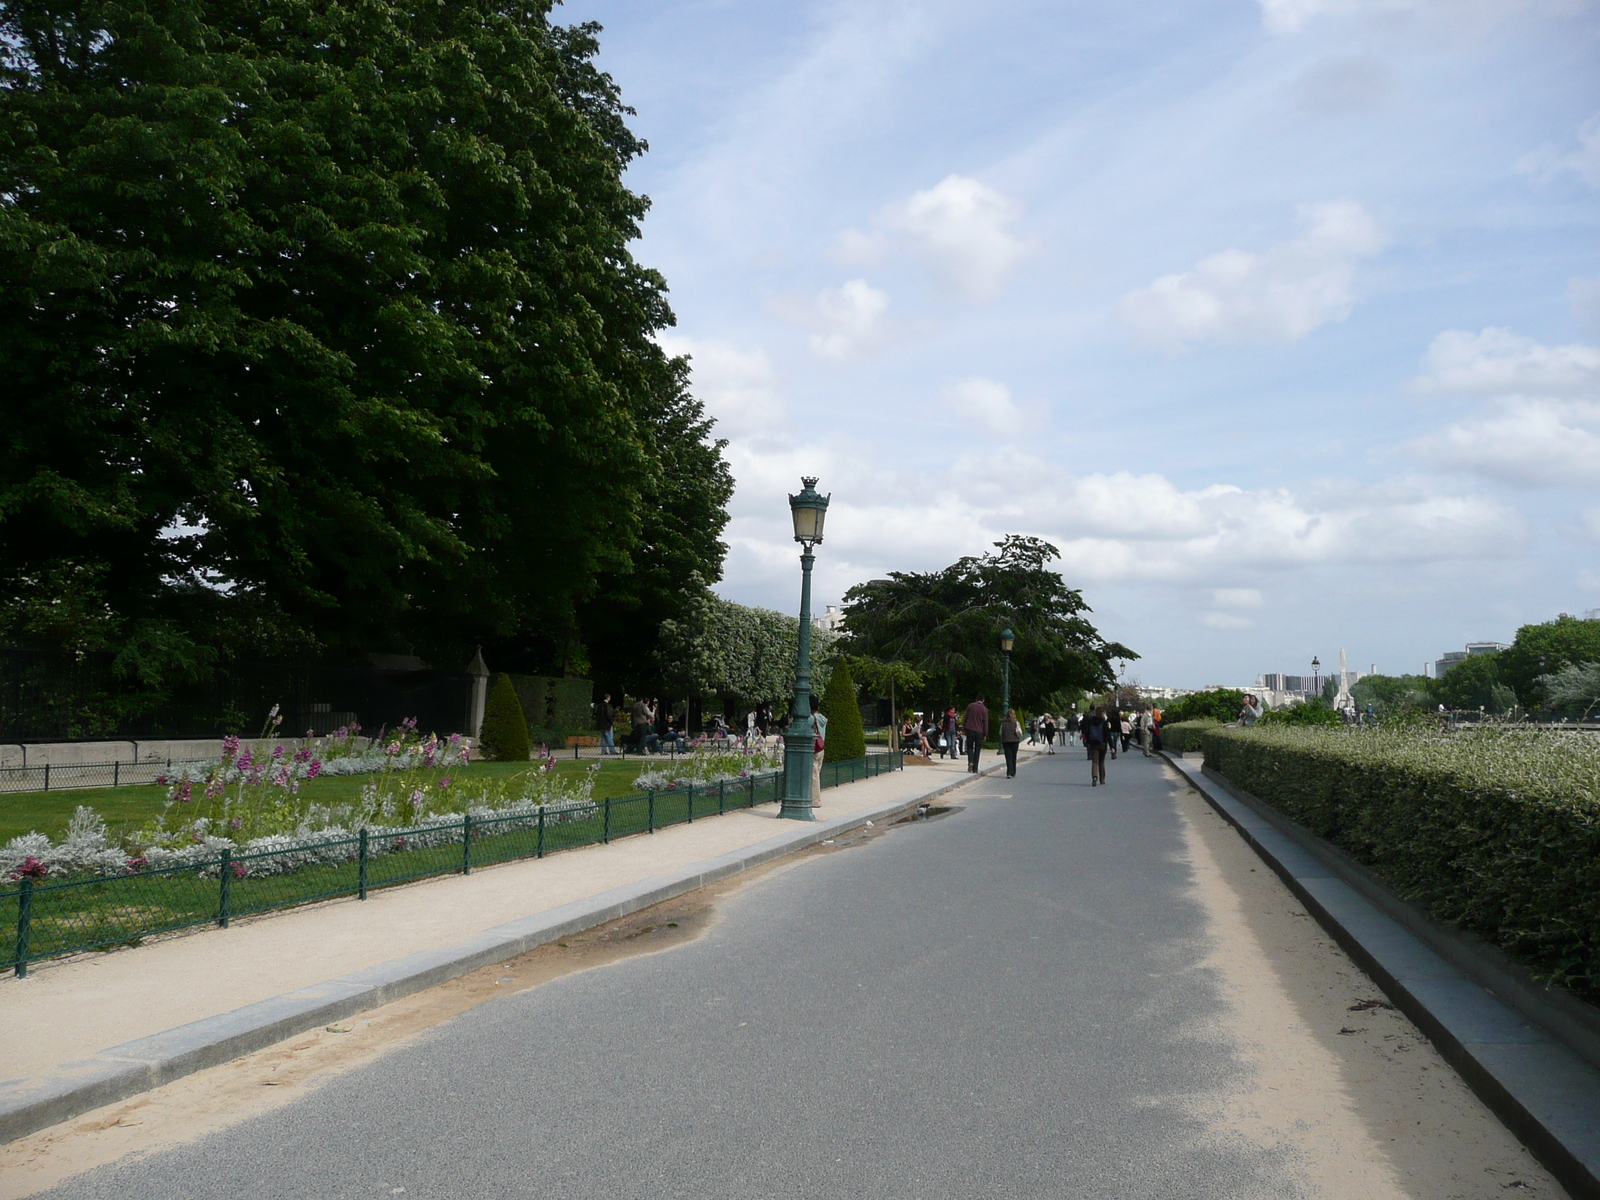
[0,758,212,795]
[3,751,902,976]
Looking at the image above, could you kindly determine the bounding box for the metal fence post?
[718,778,726,816]
[687,782,694,824]
[358,828,369,900]
[113,761,119,788]
[14,878,33,978]
[748,774,755,807]
[648,789,655,833]
[219,849,232,929]
[537,806,546,858]
[603,796,611,844]
[462,813,472,875]
[42,763,49,792]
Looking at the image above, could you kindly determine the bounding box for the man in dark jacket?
[962,695,989,773]
[596,694,616,755]
[1082,705,1111,786]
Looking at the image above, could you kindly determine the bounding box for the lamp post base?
[777,800,816,821]
[777,730,816,820]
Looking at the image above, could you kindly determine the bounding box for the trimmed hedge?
[1200,724,1600,992]
[478,674,530,761]
[509,675,594,738]
[819,660,867,763]
[1159,718,1218,753]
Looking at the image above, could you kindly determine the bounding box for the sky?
[559,0,1600,689]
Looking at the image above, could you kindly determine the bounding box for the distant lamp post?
[779,477,830,821]
[1312,655,1321,699]
[1000,628,1015,716]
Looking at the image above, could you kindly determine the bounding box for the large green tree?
[1498,615,1600,709]
[840,536,1134,712]
[0,0,727,685]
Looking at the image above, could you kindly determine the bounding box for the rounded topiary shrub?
[478,673,530,761]
[819,660,866,763]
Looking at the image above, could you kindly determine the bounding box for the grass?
[0,758,666,845]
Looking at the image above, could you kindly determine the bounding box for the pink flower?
[438,776,452,790]
[294,746,312,763]
[237,749,254,771]
[232,862,249,879]
[229,817,243,830]
[12,856,47,880]
[205,778,225,801]
[155,774,168,785]
[125,857,148,873]
[307,759,322,779]
[222,735,241,758]
[176,782,193,804]
[272,745,285,761]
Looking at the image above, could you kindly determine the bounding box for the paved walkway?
[0,753,1009,1092]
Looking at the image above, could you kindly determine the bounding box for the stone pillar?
[467,647,490,741]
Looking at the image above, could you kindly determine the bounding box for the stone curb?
[0,758,1009,1144]
[1164,753,1600,1200]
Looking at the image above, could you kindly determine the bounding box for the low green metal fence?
[3,751,903,976]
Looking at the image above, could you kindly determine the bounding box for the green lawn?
[0,758,662,844]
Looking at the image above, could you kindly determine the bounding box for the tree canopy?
[840,536,1134,711]
[0,0,729,687]
[1498,615,1600,709]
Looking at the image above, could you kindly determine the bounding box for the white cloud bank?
[1411,327,1600,488]
[1260,0,1574,35]
[835,175,1033,302]
[657,335,787,440]
[1119,202,1384,347]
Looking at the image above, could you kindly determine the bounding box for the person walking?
[1042,712,1057,754]
[809,696,828,811]
[629,696,651,753]
[1000,709,1022,778]
[1107,703,1122,759]
[1139,709,1153,757]
[1082,704,1111,786]
[596,693,616,755]
[945,706,960,760]
[962,694,989,773]
[1027,714,1039,746]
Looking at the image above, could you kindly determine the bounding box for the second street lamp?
[779,477,830,821]
[1000,627,1014,717]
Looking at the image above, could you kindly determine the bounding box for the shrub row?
[1199,724,1600,993]
[1159,718,1218,753]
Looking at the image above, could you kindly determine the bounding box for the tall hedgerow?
[478,674,530,762]
[819,660,866,763]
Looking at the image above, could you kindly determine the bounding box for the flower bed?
[1199,723,1600,992]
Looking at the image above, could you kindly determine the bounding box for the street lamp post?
[779,477,830,821]
[1311,655,1321,700]
[1000,628,1014,716]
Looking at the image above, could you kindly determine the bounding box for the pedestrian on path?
[962,694,989,773]
[945,706,960,760]
[1082,705,1110,786]
[1042,712,1057,754]
[596,694,616,755]
[1000,709,1022,777]
[809,696,828,810]
[1139,709,1153,757]
[1107,703,1121,759]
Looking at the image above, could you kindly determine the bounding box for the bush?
[477,674,530,761]
[819,660,867,763]
[1159,718,1217,752]
[1257,701,1343,727]
[1200,724,1600,992]
[1161,689,1246,724]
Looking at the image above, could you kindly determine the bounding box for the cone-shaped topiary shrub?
[478,673,530,761]
[819,660,866,763]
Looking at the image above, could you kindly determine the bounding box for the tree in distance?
[477,675,530,762]
[842,536,1134,713]
[818,659,866,764]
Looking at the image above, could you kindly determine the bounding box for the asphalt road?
[27,749,1529,1199]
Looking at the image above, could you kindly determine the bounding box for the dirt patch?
[1165,763,1565,1199]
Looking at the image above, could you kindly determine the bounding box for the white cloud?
[1118,202,1384,347]
[1516,113,1600,188]
[1415,398,1600,487]
[1413,327,1600,395]
[1200,612,1255,630]
[1574,508,1600,543]
[718,440,1525,604]
[835,175,1034,302]
[657,335,787,440]
[794,279,889,360]
[1261,0,1412,33]
[1212,588,1265,608]
[939,376,1027,436]
[1292,56,1395,116]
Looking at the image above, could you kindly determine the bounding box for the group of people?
[915,697,1166,787]
[592,693,692,755]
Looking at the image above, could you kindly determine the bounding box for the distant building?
[1135,685,1193,700]
[813,603,844,632]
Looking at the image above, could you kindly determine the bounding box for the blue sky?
[561,0,1600,689]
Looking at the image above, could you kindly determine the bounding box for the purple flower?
[12,856,47,880]
[125,857,148,874]
[272,744,285,761]
[222,735,241,757]
[229,817,243,831]
[307,759,323,779]
[232,862,249,879]
[438,776,452,790]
